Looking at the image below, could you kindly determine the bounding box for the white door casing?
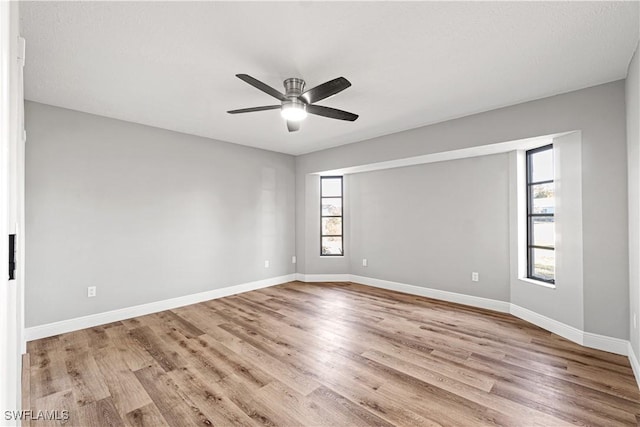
[1,0,24,422]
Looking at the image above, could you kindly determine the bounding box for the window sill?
[319,255,344,258]
[519,277,556,289]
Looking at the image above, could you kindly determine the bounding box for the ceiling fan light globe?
[281,105,307,122]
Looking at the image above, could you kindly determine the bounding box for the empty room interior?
[2,1,640,426]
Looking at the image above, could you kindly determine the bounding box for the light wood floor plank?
[21,353,31,427]
[64,349,110,407]
[93,347,153,416]
[133,364,214,426]
[166,365,256,427]
[33,388,74,427]
[103,324,154,372]
[123,402,169,427]
[76,397,125,427]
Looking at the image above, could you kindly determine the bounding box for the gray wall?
[296,80,629,339]
[628,42,640,356]
[349,154,511,302]
[25,102,295,327]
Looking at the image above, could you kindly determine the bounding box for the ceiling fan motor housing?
[284,78,305,97]
[282,78,307,114]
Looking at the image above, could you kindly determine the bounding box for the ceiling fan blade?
[236,74,287,101]
[227,105,281,114]
[287,121,300,132]
[301,77,351,104]
[306,104,359,121]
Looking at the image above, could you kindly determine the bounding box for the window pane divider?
[529,245,555,250]
[527,179,554,186]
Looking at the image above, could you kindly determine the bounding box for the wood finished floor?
[24,281,640,426]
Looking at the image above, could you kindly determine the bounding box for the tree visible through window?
[526,145,555,283]
[321,176,343,256]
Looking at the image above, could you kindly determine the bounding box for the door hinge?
[9,234,16,280]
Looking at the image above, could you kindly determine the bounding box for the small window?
[320,176,343,256]
[526,145,555,283]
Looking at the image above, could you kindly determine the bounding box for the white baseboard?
[296,274,631,359]
[350,275,511,313]
[628,342,640,390]
[25,271,637,384]
[24,274,295,343]
[583,331,630,356]
[509,304,584,345]
[295,273,350,282]
[508,304,629,356]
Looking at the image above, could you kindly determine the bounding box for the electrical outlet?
[292,256,297,264]
[471,272,479,282]
[362,258,368,267]
[264,260,270,268]
[87,286,96,298]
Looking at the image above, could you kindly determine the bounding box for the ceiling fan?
[227,74,358,132]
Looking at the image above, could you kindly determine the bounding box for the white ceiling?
[21,1,639,156]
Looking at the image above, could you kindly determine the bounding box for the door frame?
[1,0,24,421]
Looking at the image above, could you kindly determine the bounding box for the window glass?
[322,217,342,236]
[531,217,555,247]
[531,248,555,282]
[321,237,343,256]
[321,178,342,197]
[321,198,342,216]
[530,149,554,182]
[530,183,555,214]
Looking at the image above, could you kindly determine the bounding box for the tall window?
[526,145,555,283]
[320,176,343,256]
